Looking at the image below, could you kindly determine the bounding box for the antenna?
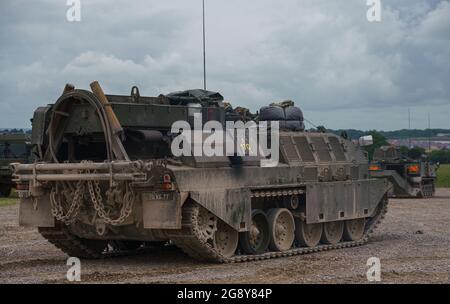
[202,0,207,90]
[408,108,411,148]
[428,112,431,152]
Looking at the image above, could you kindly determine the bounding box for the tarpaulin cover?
[165,89,224,106]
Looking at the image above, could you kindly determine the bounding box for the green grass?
[0,197,18,207]
[437,164,450,188]
[0,188,18,207]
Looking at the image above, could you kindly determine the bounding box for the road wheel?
[295,219,323,247]
[268,208,295,252]
[343,219,366,241]
[321,221,344,245]
[239,210,270,254]
[196,206,239,258]
[213,220,239,258]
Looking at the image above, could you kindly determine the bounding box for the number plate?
[143,192,174,201]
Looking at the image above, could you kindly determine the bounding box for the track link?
[39,224,104,259]
[38,224,146,259]
[39,192,389,263]
[172,194,389,263]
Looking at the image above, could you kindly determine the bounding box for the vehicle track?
[171,196,388,263]
[1,189,449,284]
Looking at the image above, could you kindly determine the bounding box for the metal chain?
[49,161,135,226]
[50,180,85,224]
[86,168,134,226]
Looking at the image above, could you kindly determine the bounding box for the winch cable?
[47,90,114,163]
[46,89,119,223]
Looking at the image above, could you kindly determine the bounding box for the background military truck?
[0,133,30,197]
[12,82,389,263]
[369,145,437,198]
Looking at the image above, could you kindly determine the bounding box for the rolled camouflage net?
[270,100,295,108]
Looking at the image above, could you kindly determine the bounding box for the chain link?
[49,161,135,226]
[50,180,85,224]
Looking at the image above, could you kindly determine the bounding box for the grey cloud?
[0,0,449,130]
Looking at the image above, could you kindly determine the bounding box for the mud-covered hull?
[13,84,390,262]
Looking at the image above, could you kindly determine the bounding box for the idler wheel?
[268,208,295,252]
[295,219,323,248]
[239,210,270,254]
[321,221,344,245]
[343,219,366,241]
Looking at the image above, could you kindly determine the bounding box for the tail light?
[162,174,173,191]
[16,183,29,191]
[16,183,30,198]
[369,165,382,171]
[407,164,420,175]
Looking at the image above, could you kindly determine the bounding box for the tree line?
[358,130,450,164]
[0,128,31,134]
[332,128,450,140]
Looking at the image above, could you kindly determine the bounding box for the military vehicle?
[369,146,437,198]
[0,133,30,197]
[12,82,389,262]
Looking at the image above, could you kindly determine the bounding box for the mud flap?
[190,188,251,232]
[19,196,55,227]
[142,191,182,229]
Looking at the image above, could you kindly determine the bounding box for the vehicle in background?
[369,145,437,198]
[0,133,31,197]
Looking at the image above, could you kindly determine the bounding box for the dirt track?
[1,189,449,284]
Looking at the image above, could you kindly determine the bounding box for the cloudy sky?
[1,0,449,130]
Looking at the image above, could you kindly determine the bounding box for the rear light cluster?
[16,184,29,191]
[369,165,382,171]
[16,183,30,198]
[162,174,173,191]
[407,164,420,175]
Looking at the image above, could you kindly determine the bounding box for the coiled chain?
[50,180,85,224]
[86,171,134,226]
[49,163,135,226]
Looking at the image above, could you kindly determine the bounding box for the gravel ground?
[0,189,449,284]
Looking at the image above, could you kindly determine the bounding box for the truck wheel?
[239,210,270,255]
[295,219,322,248]
[268,208,295,252]
[343,219,366,241]
[321,221,344,245]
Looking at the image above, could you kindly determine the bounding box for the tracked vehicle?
[12,82,389,262]
[0,133,30,197]
[369,146,437,198]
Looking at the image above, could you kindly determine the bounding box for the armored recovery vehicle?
[0,133,30,197]
[12,82,389,262]
[369,146,437,198]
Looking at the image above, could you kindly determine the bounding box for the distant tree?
[363,130,389,161]
[407,147,426,160]
[429,149,450,164]
[399,146,410,156]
